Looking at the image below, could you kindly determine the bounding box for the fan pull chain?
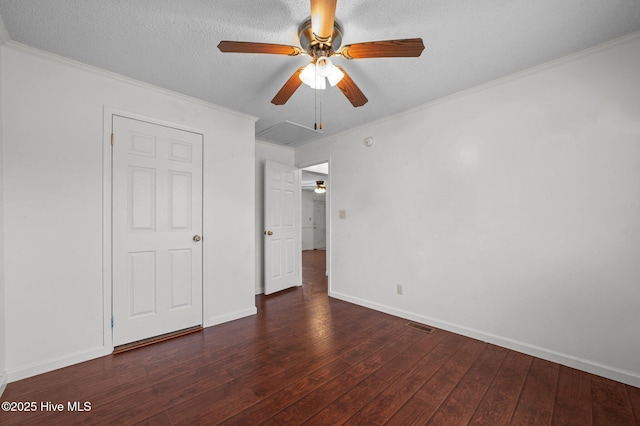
[314,81,318,130]
[319,89,323,130]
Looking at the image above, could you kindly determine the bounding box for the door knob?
[193,235,201,242]
[265,230,273,236]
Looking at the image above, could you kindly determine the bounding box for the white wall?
[296,33,640,387]
[0,21,8,395]
[255,140,295,294]
[1,43,257,381]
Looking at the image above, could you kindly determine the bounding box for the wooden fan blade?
[335,66,368,107]
[310,0,337,41]
[340,38,425,59]
[271,67,305,105]
[218,41,302,56]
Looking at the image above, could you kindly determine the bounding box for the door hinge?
[111,316,114,329]
[111,133,114,145]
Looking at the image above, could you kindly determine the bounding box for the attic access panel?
[256,120,323,147]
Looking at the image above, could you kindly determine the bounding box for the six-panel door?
[112,115,203,346]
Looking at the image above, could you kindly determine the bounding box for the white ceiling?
[1,1,640,146]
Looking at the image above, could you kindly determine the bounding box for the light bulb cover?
[315,55,333,78]
[299,62,326,90]
[299,63,316,86]
[327,66,344,86]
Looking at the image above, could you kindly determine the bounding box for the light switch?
[339,209,346,219]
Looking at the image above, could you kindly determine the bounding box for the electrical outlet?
[396,284,403,295]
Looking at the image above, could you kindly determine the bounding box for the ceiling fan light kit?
[217,0,424,118]
[299,54,345,90]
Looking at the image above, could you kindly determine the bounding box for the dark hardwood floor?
[2,249,639,425]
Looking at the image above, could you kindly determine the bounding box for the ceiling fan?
[301,180,327,193]
[217,0,425,108]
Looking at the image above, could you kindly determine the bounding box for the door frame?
[297,159,331,288]
[102,106,206,352]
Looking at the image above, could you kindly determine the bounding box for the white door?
[313,200,326,249]
[264,160,300,295]
[112,115,203,346]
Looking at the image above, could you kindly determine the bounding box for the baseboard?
[329,291,640,388]
[205,306,257,328]
[7,347,111,383]
[6,308,257,383]
[0,371,8,397]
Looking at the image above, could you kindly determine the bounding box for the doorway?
[300,162,329,283]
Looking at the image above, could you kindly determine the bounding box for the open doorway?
[301,163,328,289]
[301,163,328,251]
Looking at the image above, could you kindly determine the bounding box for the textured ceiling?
[1,0,640,146]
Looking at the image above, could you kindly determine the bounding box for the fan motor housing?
[298,17,343,57]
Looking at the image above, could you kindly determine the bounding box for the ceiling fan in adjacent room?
[301,180,326,193]
[217,0,425,108]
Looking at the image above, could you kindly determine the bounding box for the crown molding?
[2,41,258,122]
[307,30,640,147]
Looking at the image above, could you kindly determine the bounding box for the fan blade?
[310,0,337,41]
[335,66,368,107]
[340,38,425,59]
[271,67,306,105]
[218,41,302,56]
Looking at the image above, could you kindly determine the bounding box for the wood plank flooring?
[1,249,638,425]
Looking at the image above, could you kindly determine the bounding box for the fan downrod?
[298,17,343,58]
